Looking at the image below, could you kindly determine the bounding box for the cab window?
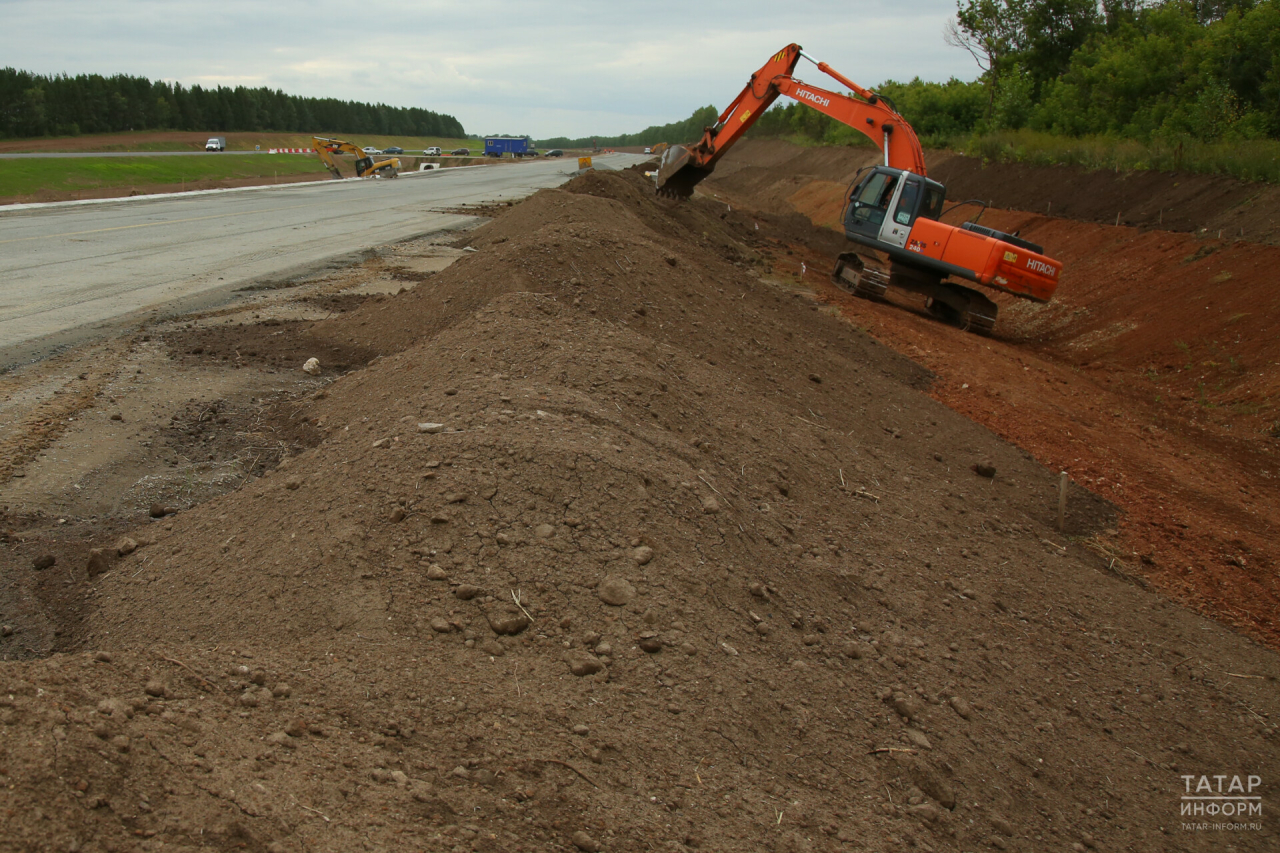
[851,173,898,226]
[893,179,921,225]
[920,186,945,220]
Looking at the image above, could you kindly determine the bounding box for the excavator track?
[832,253,998,335]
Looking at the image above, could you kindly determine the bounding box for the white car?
[361,147,381,155]
[424,147,442,156]
[644,147,651,154]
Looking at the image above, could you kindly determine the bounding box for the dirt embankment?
[705,139,1280,648]
[0,167,1276,853]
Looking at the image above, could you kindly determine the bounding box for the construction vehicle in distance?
[648,142,669,158]
[312,137,401,180]
[653,44,1062,333]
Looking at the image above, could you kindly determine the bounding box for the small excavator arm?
[655,44,925,197]
[312,136,401,180]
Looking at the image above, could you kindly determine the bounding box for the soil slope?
[0,169,1276,853]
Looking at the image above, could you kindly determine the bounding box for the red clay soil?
[1,166,1277,853]
[707,140,1280,648]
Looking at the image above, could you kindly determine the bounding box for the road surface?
[0,154,647,365]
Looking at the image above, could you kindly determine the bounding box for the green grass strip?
[0,154,328,197]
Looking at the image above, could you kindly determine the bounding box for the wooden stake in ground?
[1058,471,1069,532]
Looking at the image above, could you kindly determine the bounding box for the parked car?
[643,147,651,154]
[361,146,380,155]
[545,149,564,157]
[450,148,470,156]
[383,146,404,154]
[424,147,442,156]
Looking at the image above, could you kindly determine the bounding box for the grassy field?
[0,131,477,154]
[0,154,330,197]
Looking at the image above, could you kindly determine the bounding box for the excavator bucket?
[654,145,712,198]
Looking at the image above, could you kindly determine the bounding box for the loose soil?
[0,162,1276,853]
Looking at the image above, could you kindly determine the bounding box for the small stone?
[755,622,771,636]
[973,462,997,478]
[430,617,452,633]
[389,507,407,523]
[572,724,589,736]
[631,545,653,565]
[32,554,56,571]
[0,625,12,637]
[701,496,720,514]
[444,492,468,504]
[842,641,863,659]
[749,582,767,598]
[597,576,636,606]
[454,584,480,600]
[450,766,470,780]
[949,696,974,720]
[144,680,166,698]
[302,357,320,375]
[802,633,821,646]
[285,720,307,737]
[808,373,822,383]
[680,642,697,656]
[593,641,613,657]
[534,523,555,538]
[87,549,110,576]
[892,694,919,721]
[486,605,530,636]
[93,651,113,662]
[480,639,505,656]
[115,537,137,557]
[904,728,932,750]
[284,475,303,490]
[471,768,496,786]
[272,683,291,698]
[238,690,260,708]
[426,564,448,580]
[149,503,169,518]
[110,413,123,421]
[266,731,295,748]
[418,423,445,434]
[571,830,601,852]
[637,634,662,653]
[567,654,603,677]
[390,770,410,787]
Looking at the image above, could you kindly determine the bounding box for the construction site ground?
[0,142,1277,853]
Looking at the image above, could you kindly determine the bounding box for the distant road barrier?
[267,148,315,154]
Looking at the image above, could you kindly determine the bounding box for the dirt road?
[0,155,647,365]
[0,162,1275,853]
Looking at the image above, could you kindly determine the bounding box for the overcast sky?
[4,1,981,139]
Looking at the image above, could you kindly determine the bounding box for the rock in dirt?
[905,728,932,750]
[566,653,604,677]
[638,633,663,653]
[1,625,13,637]
[702,496,721,514]
[149,503,173,518]
[32,554,55,571]
[116,537,138,557]
[949,695,974,720]
[534,523,555,538]
[284,475,303,491]
[631,545,653,565]
[973,462,997,479]
[302,357,320,375]
[430,617,453,633]
[908,760,956,809]
[144,680,167,698]
[86,549,110,576]
[480,639,505,656]
[418,423,445,434]
[454,584,480,600]
[426,564,448,580]
[486,605,530,636]
[389,507,407,523]
[571,831,601,852]
[597,576,636,606]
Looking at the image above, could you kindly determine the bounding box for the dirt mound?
[3,169,1278,853]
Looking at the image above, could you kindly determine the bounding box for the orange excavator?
[654,44,1061,333]
[312,136,401,180]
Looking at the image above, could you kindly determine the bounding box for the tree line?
[0,68,466,139]
[536,107,720,150]
[748,0,1278,146]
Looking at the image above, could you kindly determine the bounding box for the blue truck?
[483,136,537,158]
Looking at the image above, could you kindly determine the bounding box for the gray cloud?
[4,0,981,137]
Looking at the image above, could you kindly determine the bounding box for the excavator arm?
[312,136,401,180]
[655,44,925,197]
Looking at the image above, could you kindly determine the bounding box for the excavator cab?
[844,167,945,249]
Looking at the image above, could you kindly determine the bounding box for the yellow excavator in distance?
[312,136,401,179]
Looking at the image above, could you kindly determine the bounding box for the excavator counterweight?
[653,44,1063,333]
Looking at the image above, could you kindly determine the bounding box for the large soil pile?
[2,168,1277,852]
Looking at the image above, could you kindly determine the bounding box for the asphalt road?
[0,151,270,159]
[0,154,648,365]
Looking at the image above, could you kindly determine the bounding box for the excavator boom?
[312,136,401,180]
[655,44,924,196]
